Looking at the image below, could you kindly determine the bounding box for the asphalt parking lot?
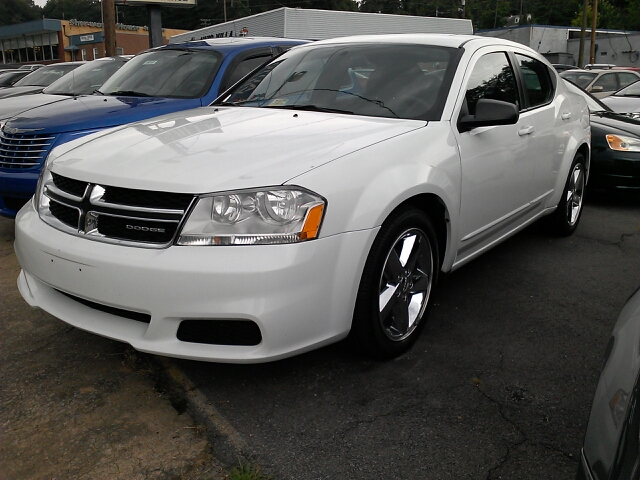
[174,191,640,479]
[2,191,639,479]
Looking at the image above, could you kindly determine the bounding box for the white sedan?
[14,34,590,363]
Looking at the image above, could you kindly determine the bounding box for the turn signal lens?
[606,134,640,152]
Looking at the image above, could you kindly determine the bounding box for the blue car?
[0,37,306,218]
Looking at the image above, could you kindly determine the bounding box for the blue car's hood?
[5,95,202,134]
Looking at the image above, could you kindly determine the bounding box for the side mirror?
[589,85,604,92]
[458,98,519,133]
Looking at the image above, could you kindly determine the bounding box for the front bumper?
[0,169,39,218]
[15,202,377,363]
[590,148,640,190]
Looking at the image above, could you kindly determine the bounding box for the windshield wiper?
[275,104,354,115]
[109,90,152,97]
[93,89,104,95]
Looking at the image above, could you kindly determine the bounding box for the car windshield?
[560,71,597,89]
[613,79,640,97]
[563,78,611,112]
[0,71,28,87]
[13,64,81,87]
[99,49,222,98]
[44,57,128,96]
[217,43,459,121]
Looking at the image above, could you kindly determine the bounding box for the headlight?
[177,187,326,246]
[34,166,52,213]
[606,134,640,152]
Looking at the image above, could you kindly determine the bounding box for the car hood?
[51,106,426,193]
[601,95,640,113]
[5,95,202,134]
[0,85,44,99]
[0,93,70,121]
[590,111,640,137]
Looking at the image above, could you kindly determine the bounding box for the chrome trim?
[39,174,195,249]
[0,161,41,167]
[0,146,49,153]
[45,184,84,202]
[89,190,186,215]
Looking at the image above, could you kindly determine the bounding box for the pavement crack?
[475,381,527,480]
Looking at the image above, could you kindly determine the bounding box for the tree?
[42,0,102,22]
[571,0,622,29]
[0,0,42,26]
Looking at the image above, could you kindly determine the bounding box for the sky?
[34,0,48,7]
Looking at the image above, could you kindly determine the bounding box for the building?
[476,24,640,67]
[0,18,188,66]
[169,7,473,44]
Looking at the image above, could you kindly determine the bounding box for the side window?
[617,72,640,89]
[515,54,554,108]
[223,55,272,91]
[465,52,519,116]
[593,73,617,92]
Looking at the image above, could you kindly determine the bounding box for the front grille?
[177,319,263,346]
[49,201,79,228]
[0,130,58,170]
[52,172,88,197]
[44,173,195,248]
[103,186,193,210]
[97,214,177,243]
[57,290,151,324]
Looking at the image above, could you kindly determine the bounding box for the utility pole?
[223,0,227,23]
[589,0,598,64]
[578,0,588,67]
[148,5,163,48]
[103,0,117,56]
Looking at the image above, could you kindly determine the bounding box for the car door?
[513,52,566,204]
[453,49,535,262]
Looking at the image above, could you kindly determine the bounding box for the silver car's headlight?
[606,134,640,152]
[33,161,53,211]
[177,187,326,246]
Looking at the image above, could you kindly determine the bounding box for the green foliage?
[0,0,42,27]
[571,0,622,29]
[42,0,102,22]
[227,464,271,480]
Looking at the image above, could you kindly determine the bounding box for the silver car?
[579,286,640,480]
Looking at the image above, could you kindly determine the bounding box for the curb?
[155,356,252,468]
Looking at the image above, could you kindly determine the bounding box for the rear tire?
[548,153,586,236]
[350,208,439,359]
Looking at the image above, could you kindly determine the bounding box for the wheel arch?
[576,141,590,183]
[385,193,450,273]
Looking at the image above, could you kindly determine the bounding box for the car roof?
[163,37,308,54]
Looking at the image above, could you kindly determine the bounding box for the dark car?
[0,56,130,127]
[578,285,640,480]
[0,37,307,217]
[601,80,640,115]
[0,62,85,99]
[0,70,31,88]
[564,80,640,190]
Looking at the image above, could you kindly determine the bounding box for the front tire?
[350,208,439,359]
[548,153,586,236]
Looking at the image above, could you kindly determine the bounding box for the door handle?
[518,126,535,136]
[561,112,572,120]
